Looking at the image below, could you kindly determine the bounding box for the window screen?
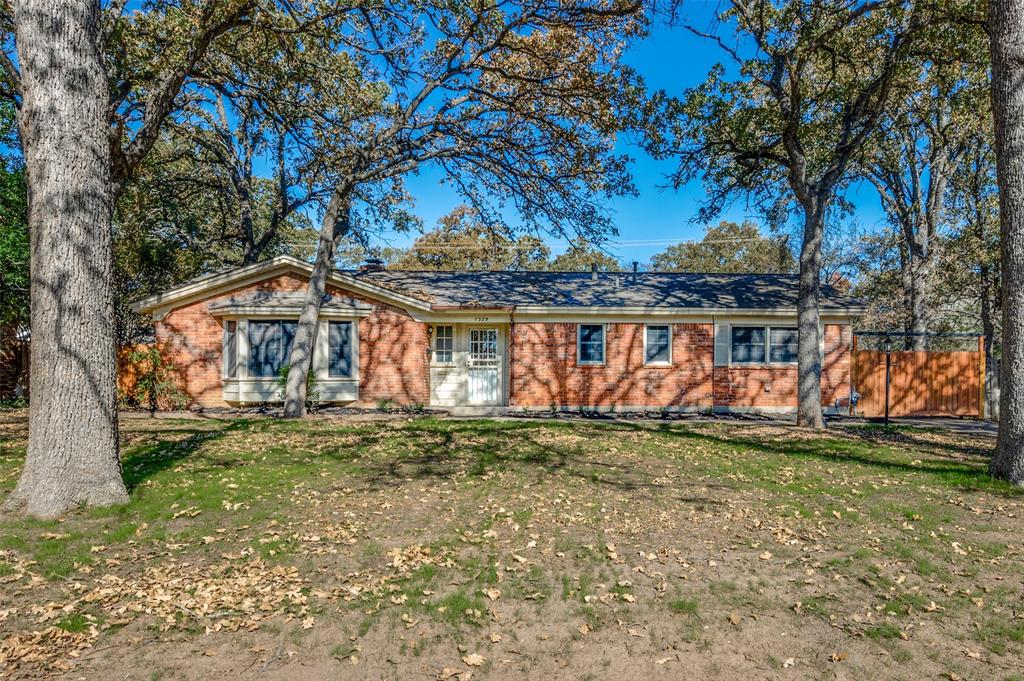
[328,321,353,377]
[247,320,297,377]
[223,320,237,378]
[730,326,766,364]
[644,325,671,364]
[769,327,798,363]
[578,324,605,364]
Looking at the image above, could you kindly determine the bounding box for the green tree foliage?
[281,1,646,415]
[548,240,622,271]
[650,221,794,273]
[646,0,930,429]
[112,136,318,342]
[0,102,26,333]
[389,206,551,271]
[859,11,989,348]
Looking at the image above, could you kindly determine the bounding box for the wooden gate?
[851,337,985,418]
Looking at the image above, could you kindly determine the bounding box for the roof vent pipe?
[590,263,598,281]
[632,261,638,285]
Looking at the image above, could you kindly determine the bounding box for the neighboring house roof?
[132,254,866,317]
[350,269,862,311]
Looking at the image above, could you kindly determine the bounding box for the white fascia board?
[411,311,513,323]
[509,305,864,316]
[209,306,373,318]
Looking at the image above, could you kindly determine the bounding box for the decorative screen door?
[467,327,500,405]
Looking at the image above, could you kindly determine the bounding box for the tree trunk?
[796,200,826,430]
[4,0,128,517]
[905,239,932,351]
[989,0,1024,485]
[282,191,350,418]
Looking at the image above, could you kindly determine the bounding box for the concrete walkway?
[833,415,997,437]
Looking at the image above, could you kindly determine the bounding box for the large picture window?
[578,324,605,364]
[328,321,354,377]
[644,325,671,365]
[730,325,798,365]
[768,327,798,364]
[730,326,766,364]
[433,325,454,364]
[247,320,297,377]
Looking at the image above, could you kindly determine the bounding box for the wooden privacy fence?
[851,336,985,418]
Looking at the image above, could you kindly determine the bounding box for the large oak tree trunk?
[4,0,128,517]
[905,242,933,351]
[989,0,1024,484]
[796,200,826,430]
[282,192,349,418]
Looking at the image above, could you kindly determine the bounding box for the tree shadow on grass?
[120,421,254,491]
[344,420,730,506]
[629,422,1022,497]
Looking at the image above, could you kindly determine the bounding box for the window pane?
[645,325,670,364]
[769,327,798,363]
[434,325,453,363]
[224,321,237,378]
[731,326,766,364]
[579,324,604,363]
[328,321,353,377]
[248,320,297,377]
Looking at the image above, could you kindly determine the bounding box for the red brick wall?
[822,323,853,408]
[154,273,429,408]
[510,322,715,408]
[711,323,852,410]
[511,321,851,411]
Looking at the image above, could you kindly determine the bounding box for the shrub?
[123,347,188,414]
[276,365,321,411]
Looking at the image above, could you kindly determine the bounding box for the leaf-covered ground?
[0,410,1022,680]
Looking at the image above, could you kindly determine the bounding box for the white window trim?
[431,324,456,367]
[643,324,673,366]
[577,323,606,366]
[729,325,798,367]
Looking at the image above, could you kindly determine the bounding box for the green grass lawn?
[0,411,1022,680]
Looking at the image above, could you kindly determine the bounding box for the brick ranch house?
[131,255,863,413]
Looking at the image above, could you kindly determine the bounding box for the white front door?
[468,327,500,405]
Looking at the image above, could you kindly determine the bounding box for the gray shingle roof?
[347,269,862,310]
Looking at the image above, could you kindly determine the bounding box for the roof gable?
[130,255,432,319]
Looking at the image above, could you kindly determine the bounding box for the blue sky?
[387,13,891,266]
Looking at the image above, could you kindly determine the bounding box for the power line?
[398,236,776,251]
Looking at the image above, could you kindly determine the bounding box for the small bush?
[123,347,188,414]
[276,365,320,411]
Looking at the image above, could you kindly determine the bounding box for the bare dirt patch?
[0,415,1021,680]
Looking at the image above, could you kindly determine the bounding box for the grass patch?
[668,597,699,616]
[864,623,902,641]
